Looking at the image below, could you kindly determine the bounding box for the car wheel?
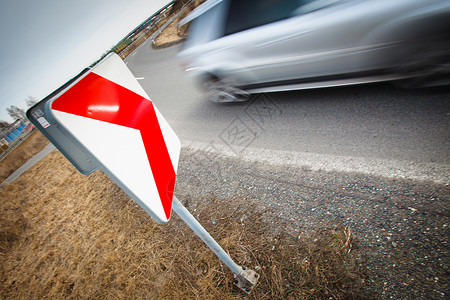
[203,77,250,103]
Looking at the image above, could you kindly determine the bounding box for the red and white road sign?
[50,53,180,224]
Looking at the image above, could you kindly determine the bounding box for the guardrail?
[149,0,196,45]
[115,1,176,58]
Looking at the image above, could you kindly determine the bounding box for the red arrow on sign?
[52,72,176,220]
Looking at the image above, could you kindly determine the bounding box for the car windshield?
[224,0,316,36]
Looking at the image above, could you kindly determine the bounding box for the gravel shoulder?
[175,145,450,299]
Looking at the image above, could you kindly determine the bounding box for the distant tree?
[6,105,26,122]
[25,96,38,108]
[0,120,10,131]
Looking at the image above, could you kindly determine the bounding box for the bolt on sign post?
[27,53,259,293]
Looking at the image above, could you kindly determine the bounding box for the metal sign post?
[27,53,259,293]
[172,196,259,292]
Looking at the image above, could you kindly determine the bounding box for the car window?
[223,0,315,36]
[182,1,227,49]
[293,0,344,15]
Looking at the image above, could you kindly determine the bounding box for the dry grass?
[0,151,365,299]
[0,130,49,182]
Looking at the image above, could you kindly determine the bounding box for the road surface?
[125,40,450,183]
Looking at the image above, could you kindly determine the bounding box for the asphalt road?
[124,40,450,183]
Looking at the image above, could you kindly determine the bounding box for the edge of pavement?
[182,141,450,185]
[2,139,448,188]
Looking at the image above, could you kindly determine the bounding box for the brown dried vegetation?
[1,151,365,299]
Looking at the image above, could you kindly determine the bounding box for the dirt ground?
[0,130,48,182]
[0,150,364,299]
[153,17,187,47]
[152,1,201,48]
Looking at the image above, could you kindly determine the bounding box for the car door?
[219,0,421,85]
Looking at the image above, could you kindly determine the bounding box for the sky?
[0,0,171,123]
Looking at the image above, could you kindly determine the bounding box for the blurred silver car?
[177,0,450,102]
